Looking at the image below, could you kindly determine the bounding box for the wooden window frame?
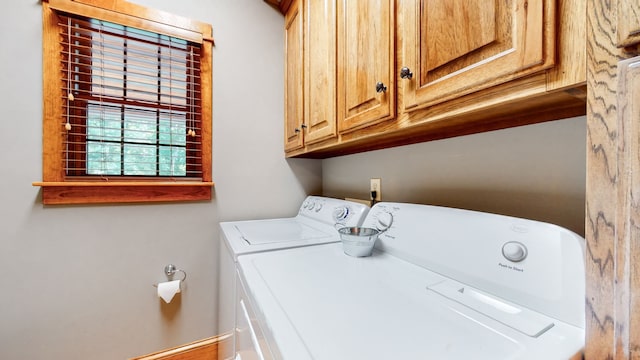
[34,0,214,205]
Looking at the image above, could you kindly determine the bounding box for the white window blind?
[59,13,203,179]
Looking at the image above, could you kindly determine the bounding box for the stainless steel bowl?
[337,227,380,257]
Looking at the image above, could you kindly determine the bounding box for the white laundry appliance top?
[220,196,369,259]
[237,202,585,360]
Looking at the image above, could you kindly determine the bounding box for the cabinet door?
[284,0,304,152]
[304,0,337,144]
[337,0,395,133]
[399,0,555,112]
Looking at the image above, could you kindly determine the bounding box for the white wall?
[0,1,321,359]
[323,116,586,236]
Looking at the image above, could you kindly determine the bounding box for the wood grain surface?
[284,0,304,151]
[303,0,337,145]
[337,0,395,133]
[130,335,230,360]
[585,0,640,357]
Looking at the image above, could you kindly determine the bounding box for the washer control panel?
[363,203,400,237]
[299,196,369,227]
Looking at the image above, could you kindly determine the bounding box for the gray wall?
[0,0,321,359]
[323,116,586,236]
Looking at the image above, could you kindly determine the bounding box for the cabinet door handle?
[301,124,308,129]
[376,82,388,93]
[294,128,301,133]
[400,67,413,79]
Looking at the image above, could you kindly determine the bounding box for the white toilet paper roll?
[157,280,181,303]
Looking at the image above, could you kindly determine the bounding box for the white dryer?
[235,202,585,360]
[218,196,370,359]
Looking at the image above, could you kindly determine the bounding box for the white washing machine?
[235,202,585,360]
[218,196,370,360]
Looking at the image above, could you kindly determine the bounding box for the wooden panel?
[284,0,304,151]
[289,75,586,158]
[569,351,584,360]
[585,0,639,357]
[303,0,337,144]
[263,0,280,10]
[70,0,213,41]
[617,56,640,358]
[263,0,292,14]
[40,184,212,204]
[424,0,496,71]
[626,60,640,359]
[42,1,65,182]
[46,0,211,44]
[200,36,213,183]
[617,0,640,48]
[278,0,293,14]
[400,0,555,112]
[546,0,586,91]
[130,335,230,360]
[337,0,395,133]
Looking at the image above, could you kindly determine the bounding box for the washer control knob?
[376,211,393,231]
[502,241,528,262]
[315,203,323,212]
[332,206,350,222]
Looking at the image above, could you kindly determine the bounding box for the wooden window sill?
[32,181,214,205]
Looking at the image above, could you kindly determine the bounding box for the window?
[63,17,199,178]
[35,0,214,204]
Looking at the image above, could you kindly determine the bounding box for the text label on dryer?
[498,262,525,273]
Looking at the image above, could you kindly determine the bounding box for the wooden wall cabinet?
[283,0,586,158]
[585,0,640,356]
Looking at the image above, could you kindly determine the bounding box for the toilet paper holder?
[153,264,187,288]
